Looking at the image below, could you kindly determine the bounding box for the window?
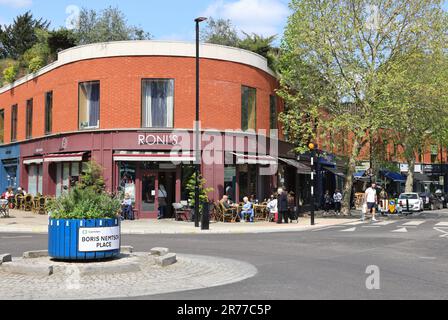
[11,104,17,142]
[0,110,4,144]
[26,99,33,139]
[269,95,277,129]
[241,86,256,131]
[27,164,43,196]
[45,91,53,134]
[141,79,174,128]
[79,81,100,129]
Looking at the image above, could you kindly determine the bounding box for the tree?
[47,28,78,57]
[380,51,448,192]
[201,18,239,47]
[185,172,213,213]
[78,161,106,193]
[2,61,19,83]
[75,7,151,45]
[279,0,447,214]
[22,29,51,73]
[0,11,49,59]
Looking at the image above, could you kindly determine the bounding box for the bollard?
[201,201,210,230]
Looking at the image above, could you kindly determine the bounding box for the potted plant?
[185,172,214,218]
[47,161,122,261]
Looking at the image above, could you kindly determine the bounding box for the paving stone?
[23,250,48,259]
[121,246,134,254]
[155,253,177,267]
[150,247,169,256]
[0,253,12,263]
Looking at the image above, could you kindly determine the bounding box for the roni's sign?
[78,226,120,252]
[138,134,180,146]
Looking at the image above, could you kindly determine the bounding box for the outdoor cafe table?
[0,199,9,217]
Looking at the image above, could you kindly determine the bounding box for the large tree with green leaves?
[0,11,50,59]
[278,0,447,214]
[75,6,151,45]
[201,18,240,47]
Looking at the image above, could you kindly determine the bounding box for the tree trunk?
[341,138,362,215]
[405,158,415,193]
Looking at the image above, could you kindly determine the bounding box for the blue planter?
[48,218,121,261]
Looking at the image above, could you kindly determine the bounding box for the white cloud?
[202,0,289,37]
[0,0,32,8]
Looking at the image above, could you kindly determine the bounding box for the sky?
[0,0,291,42]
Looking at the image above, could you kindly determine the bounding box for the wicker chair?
[15,195,23,211]
[23,195,33,211]
[37,197,47,215]
[219,202,238,223]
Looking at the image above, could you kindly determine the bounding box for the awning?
[382,170,406,182]
[324,166,346,178]
[113,151,195,162]
[231,153,277,165]
[279,158,311,174]
[23,158,44,165]
[44,152,85,163]
[354,171,366,179]
[413,173,434,183]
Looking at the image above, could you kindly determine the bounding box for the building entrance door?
[139,171,158,219]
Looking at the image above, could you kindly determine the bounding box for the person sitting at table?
[240,197,254,223]
[266,194,278,222]
[220,195,235,209]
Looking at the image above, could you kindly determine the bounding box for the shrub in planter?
[47,162,122,261]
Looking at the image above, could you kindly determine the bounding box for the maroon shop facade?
[19,130,301,219]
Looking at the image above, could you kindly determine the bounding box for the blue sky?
[0,0,291,42]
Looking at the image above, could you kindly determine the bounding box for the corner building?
[0,41,306,218]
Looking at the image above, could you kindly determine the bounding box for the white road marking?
[340,227,356,232]
[345,221,366,226]
[435,222,448,227]
[402,221,425,226]
[311,226,339,232]
[373,221,397,226]
[1,235,33,239]
[392,227,408,233]
[433,227,448,238]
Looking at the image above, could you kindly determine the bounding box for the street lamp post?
[194,17,207,229]
[309,143,316,226]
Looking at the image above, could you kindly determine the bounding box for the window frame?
[78,81,100,130]
[26,98,33,140]
[269,95,278,130]
[10,104,18,142]
[141,78,175,129]
[241,85,257,131]
[45,91,53,135]
[0,109,4,145]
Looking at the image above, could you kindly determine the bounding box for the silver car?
[397,193,424,213]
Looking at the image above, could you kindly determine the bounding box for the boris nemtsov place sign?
[78,226,120,252]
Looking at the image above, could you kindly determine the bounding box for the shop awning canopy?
[113,151,195,162]
[44,152,85,163]
[354,171,366,178]
[413,173,434,183]
[231,153,277,165]
[279,158,311,174]
[23,158,44,165]
[381,170,407,182]
[324,166,346,178]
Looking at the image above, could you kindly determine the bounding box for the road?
[1,210,448,300]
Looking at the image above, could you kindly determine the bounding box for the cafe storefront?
[19,130,283,219]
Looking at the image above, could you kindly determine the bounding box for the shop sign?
[400,163,422,173]
[78,226,120,252]
[138,134,180,146]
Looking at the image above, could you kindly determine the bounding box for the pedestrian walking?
[323,190,332,215]
[363,182,378,222]
[277,188,289,224]
[333,189,342,215]
[287,191,297,223]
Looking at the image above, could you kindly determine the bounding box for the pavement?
[0,209,357,234]
[1,210,447,299]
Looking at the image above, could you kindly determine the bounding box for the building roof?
[0,40,276,94]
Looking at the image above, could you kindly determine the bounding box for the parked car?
[397,193,423,214]
[419,192,444,210]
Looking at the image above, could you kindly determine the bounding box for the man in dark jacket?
[277,188,289,224]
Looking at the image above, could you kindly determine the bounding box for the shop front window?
[79,81,100,130]
[224,165,236,202]
[27,164,43,196]
[181,165,195,202]
[55,162,81,197]
[142,79,174,128]
[238,164,257,202]
[119,163,136,202]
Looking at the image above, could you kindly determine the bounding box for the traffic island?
[0,248,257,300]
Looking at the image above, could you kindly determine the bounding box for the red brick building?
[0,41,304,218]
